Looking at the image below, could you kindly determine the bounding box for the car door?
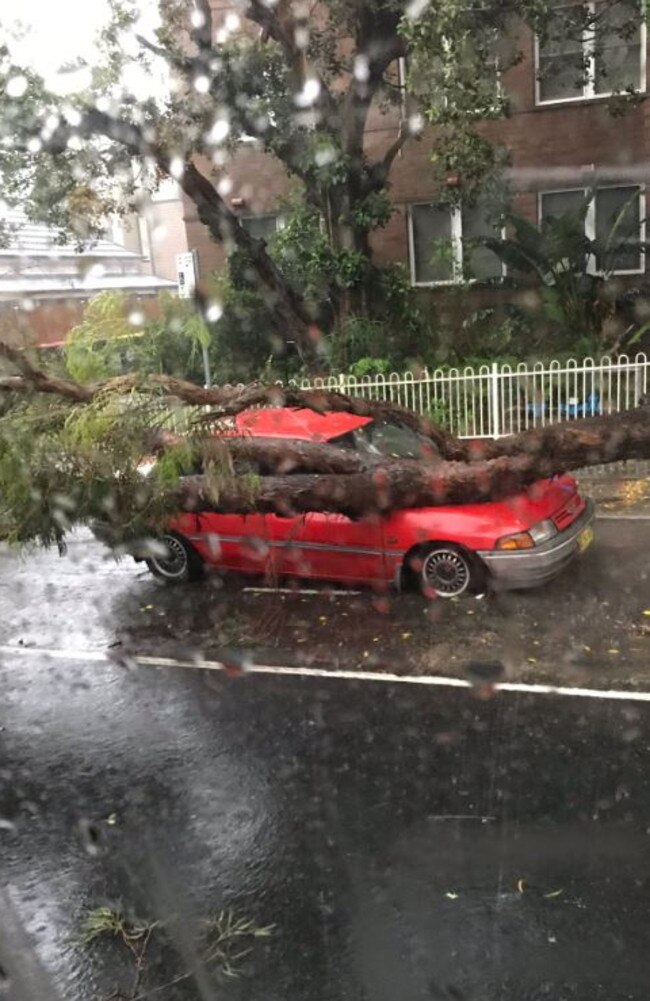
[268,511,391,585]
[195,511,273,576]
[179,445,274,578]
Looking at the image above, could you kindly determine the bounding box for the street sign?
[176,250,198,299]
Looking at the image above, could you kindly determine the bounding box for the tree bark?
[177,407,650,519]
[2,345,649,520]
[179,162,319,361]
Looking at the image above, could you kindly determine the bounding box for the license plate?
[578,526,594,553]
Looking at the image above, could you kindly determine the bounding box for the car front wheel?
[146,533,204,583]
[418,544,479,598]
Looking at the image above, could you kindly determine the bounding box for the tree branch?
[3,343,650,479]
[190,0,213,53]
[178,160,317,352]
[178,410,650,518]
[0,342,94,402]
[340,27,406,162]
[152,429,382,475]
[2,345,650,525]
[364,121,414,193]
[0,343,463,456]
[244,0,339,126]
[20,104,318,358]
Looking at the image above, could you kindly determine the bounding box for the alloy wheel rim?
[422,549,470,597]
[151,535,188,579]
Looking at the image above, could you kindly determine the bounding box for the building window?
[408,202,504,285]
[536,1,645,104]
[150,178,182,203]
[539,185,644,273]
[240,214,283,242]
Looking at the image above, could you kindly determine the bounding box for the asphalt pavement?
[1,516,650,999]
[0,516,649,687]
[1,659,650,1000]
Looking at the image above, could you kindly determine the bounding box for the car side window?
[328,431,357,451]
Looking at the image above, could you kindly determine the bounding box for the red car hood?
[499,475,583,530]
[397,474,584,551]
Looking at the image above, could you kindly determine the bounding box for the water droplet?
[354,56,369,82]
[206,302,222,322]
[405,0,429,20]
[294,25,309,49]
[208,118,229,144]
[6,76,27,98]
[78,818,102,856]
[63,106,82,127]
[169,156,185,180]
[296,78,320,108]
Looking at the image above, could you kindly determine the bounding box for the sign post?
[176,250,211,387]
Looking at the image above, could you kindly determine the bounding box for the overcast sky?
[0,0,165,98]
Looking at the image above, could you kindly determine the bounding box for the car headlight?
[495,531,534,550]
[495,519,558,551]
[529,519,558,545]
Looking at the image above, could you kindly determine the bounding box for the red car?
[143,407,595,597]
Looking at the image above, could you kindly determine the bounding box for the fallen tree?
[0,342,649,547]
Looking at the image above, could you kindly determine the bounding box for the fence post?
[491,362,500,439]
[634,361,643,405]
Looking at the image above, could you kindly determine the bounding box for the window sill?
[593,268,646,277]
[535,91,645,110]
[412,278,506,288]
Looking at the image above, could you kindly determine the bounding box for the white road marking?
[2,643,650,704]
[429,815,495,822]
[596,513,650,521]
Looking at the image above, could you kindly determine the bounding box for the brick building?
[0,207,179,350]
[182,4,649,302]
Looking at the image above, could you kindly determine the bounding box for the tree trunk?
[326,182,375,331]
[176,404,650,519]
[2,346,649,521]
[179,163,320,364]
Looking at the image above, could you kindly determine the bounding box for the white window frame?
[407,203,506,287]
[537,184,646,275]
[397,56,408,117]
[534,1,647,106]
[240,213,286,238]
[150,178,183,204]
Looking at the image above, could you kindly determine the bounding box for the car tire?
[414,543,481,598]
[146,532,204,583]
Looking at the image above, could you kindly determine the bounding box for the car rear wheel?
[146,533,204,583]
[418,544,478,598]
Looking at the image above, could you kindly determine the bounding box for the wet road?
[1,517,649,687]
[1,656,650,1000]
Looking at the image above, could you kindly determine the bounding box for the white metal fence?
[185,353,648,477]
[293,353,650,441]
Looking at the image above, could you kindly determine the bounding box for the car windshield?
[332,419,438,460]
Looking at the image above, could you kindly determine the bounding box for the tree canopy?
[1,1,648,550]
[1,340,649,554]
[1,0,644,369]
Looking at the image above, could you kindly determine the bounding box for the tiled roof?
[0,207,176,299]
[0,208,139,259]
[0,274,176,298]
